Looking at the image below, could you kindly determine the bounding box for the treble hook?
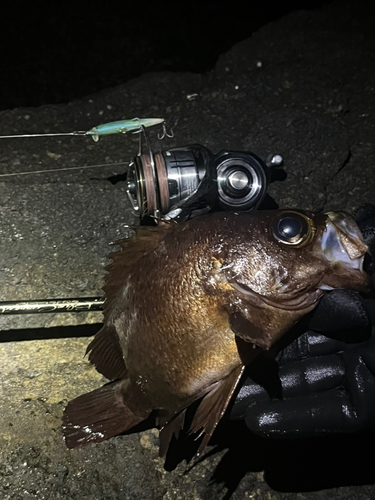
[158,121,174,140]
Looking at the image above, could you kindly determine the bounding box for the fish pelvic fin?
[189,364,245,456]
[86,323,128,380]
[62,380,149,449]
[157,409,187,458]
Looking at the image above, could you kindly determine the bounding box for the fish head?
[211,209,369,348]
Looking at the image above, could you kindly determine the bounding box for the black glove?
[353,203,375,276]
[230,204,375,438]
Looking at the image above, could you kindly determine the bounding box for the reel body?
[127,144,282,221]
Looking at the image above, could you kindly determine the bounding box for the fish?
[62,209,369,456]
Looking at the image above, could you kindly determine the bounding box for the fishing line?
[0,161,130,178]
[0,131,87,139]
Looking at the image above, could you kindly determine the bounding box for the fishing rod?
[0,298,104,315]
[0,116,285,318]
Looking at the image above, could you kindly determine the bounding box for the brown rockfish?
[63,209,369,456]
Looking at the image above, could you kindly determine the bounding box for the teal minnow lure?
[86,118,164,142]
[0,117,164,142]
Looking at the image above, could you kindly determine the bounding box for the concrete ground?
[0,0,375,498]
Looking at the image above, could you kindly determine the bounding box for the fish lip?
[325,211,369,259]
[320,211,368,263]
[230,280,324,311]
[317,211,370,291]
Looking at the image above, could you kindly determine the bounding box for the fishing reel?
[0,118,286,318]
[126,144,284,221]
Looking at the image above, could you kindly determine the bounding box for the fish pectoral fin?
[157,409,187,458]
[86,323,128,380]
[229,310,273,349]
[189,364,245,456]
[62,380,149,449]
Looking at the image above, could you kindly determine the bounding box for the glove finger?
[359,326,375,374]
[309,290,370,333]
[343,332,375,427]
[230,376,271,420]
[278,355,344,398]
[364,298,375,325]
[246,340,375,437]
[270,332,375,400]
[266,335,375,402]
[245,390,352,438]
[277,331,346,364]
[353,203,375,274]
[230,353,344,419]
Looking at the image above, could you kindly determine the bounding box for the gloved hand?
[230,203,375,438]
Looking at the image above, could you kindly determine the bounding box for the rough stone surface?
[0,0,375,498]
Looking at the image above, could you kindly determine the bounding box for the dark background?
[0,0,332,110]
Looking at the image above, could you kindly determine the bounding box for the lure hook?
[158,121,174,140]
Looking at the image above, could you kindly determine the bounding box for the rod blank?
[0,298,104,315]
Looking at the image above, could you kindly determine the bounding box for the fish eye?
[271,211,314,247]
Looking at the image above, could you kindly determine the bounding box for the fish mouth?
[230,280,324,311]
[318,211,370,292]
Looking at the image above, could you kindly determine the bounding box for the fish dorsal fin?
[103,222,175,319]
[87,222,175,381]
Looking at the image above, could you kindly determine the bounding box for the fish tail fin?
[62,380,148,449]
[189,365,245,456]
